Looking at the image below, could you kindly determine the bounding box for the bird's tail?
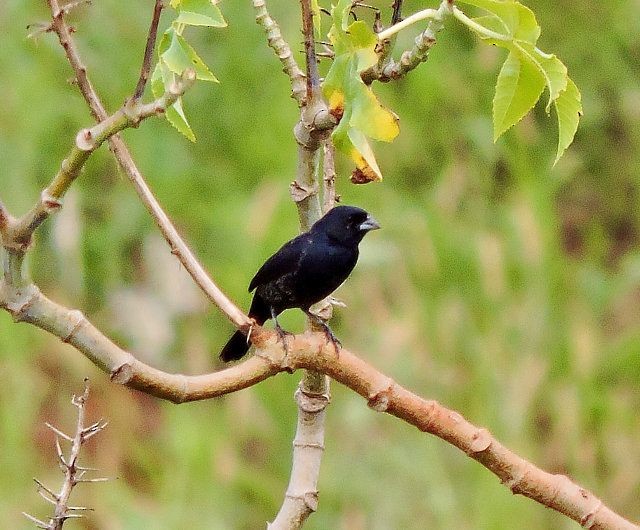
[220,298,270,362]
[219,330,252,362]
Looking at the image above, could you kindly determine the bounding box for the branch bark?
[253,0,307,106]
[1,277,636,530]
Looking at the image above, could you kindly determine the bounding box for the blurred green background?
[1,0,639,528]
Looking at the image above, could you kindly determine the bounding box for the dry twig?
[23,381,108,530]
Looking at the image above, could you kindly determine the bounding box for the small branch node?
[580,499,603,529]
[110,362,134,384]
[290,181,318,203]
[367,378,395,411]
[468,428,492,454]
[292,440,325,450]
[61,310,86,343]
[41,190,63,213]
[503,467,528,494]
[294,386,330,413]
[75,128,95,151]
[6,284,40,323]
[284,491,319,512]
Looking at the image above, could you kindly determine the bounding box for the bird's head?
[312,205,380,246]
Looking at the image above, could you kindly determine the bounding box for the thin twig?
[300,0,320,100]
[391,0,404,25]
[132,0,164,100]
[24,381,107,529]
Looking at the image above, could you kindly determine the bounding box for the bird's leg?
[271,308,292,350]
[304,310,342,356]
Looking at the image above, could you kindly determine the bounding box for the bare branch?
[253,0,307,106]
[391,0,404,25]
[3,277,637,529]
[269,383,329,529]
[22,512,49,529]
[46,0,105,122]
[26,382,107,529]
[132,0,165,100]
[39,0,251,332]
[4,70,195,251]
[45,422,73,442]
[362,0,450,84]
[300,0,320,100]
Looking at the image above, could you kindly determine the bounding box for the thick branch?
[0,278,636,530]
[0,282,276,402]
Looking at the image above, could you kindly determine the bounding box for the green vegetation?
[0,0,638,528]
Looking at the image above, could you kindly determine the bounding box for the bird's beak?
[359,215,381,232]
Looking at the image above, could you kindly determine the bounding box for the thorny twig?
[23,381,108,530]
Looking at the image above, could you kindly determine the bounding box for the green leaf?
[493,51,544,140]
[166,97,196,142]
[456,0,581,161]
[323,2,398,181]
[151,60,196,142]
[515,43,567,111]
[554,78,582,165]
[175,0,226,27]
[160,28,218,82]
[170,0,182,8]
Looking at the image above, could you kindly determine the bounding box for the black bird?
[219,205,380,361]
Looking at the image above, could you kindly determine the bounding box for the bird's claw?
[274,323,293,358]
[322,324,341,356]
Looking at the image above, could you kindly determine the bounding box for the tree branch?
[4,71,195,253]
[42,0,251,331]
[132,0,165,101]
[253,0,307,106]
[1,277,636,530]
[23,381,108,529]
[361,0,450,85]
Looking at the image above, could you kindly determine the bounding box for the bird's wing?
[248,233,311,292]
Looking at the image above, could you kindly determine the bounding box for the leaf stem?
[377,8,439,41]
[451,6,509,41]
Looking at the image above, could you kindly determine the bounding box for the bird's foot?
[321,323,341,357]
[274,322,293,358]
[305,310,341,356]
